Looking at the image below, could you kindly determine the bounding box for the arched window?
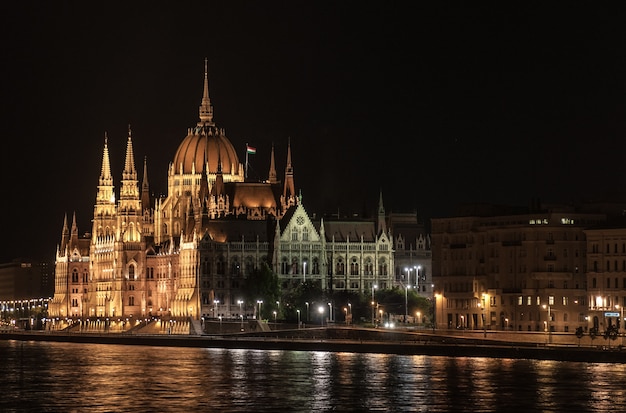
[335,257,345,275]
[129,264,135,280]
[350,257,359,276]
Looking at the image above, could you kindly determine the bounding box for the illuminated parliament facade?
[48,62,431,324]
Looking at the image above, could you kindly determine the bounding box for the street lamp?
[617,304,625,346]
[481,293,488,338]
[257,300,263,319]
[297,309,300,328]
[318,306,324,326]
[343,307,348,324]
[328,302,333,323]
[303,261,307,283]
[542,304,552,344]
[416,311,421,325]
[403,267,413,323]
[273,311,277,325]
[213,300,219,319]
[434,293,441,332]
[371,284,378,325]
[305,302,309,322]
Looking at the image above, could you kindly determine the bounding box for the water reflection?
[1,340,625,412]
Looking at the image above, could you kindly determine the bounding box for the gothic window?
[302,227,309,241]
[72,269,79,283]
[379,259,388,276]
[129,296,135,306]
[231,259,240,276]
[245,256,254,276]
[336,257,345,275]
[216,257,225,275]
[291,257,299,275]
[364,258,373,275]
[291,228,298,241]
[281,258,289,275]
[350,257,359,276]
[129,264,135,279]
[312,257,319,275]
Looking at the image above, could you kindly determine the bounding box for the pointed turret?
[268,143,278,184]
[120,125,139,202]
[96,133,115,206]
[60,213,70,254]
[141,156,151,212]
[198,58,214,126]
[283,138,296,202]
[377,189,387,236]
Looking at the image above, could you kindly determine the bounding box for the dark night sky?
[2,3,626,263]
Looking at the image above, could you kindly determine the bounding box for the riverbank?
[2,327,626,363]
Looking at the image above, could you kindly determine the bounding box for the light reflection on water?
[1,340,625,412]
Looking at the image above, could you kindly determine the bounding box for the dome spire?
[198,58,214,126]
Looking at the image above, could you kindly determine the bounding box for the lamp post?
[318,306,324,326]
[404,268,411,323]
[416,311,421,325]
[615,304,626,346]
[238,300,244,330]
[257,300,263,320]
[371,284,377,325]
[305,302,309,322]
[481,293,488,338]
[417,265,422,292]
[297,309,300,329]
[273,311,277,326]
[213,300,219,319]
[328,302,333,323]
[303,261,307,283]
[542,304,552,344]
[431,285,436,332]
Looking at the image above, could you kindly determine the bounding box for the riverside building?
[47,61,417,326]
[431,201,626,336]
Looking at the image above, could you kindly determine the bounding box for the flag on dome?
[246,145,256,155]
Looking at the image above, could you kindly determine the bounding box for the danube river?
[1,339,625,412]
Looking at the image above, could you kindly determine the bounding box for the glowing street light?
[297,309,301,328]
[371,284,378,325]
[318,306,325,326]
[305,302,309,322]
[328,302,333,323]
[542,303,552,344]
[257,300,263,319]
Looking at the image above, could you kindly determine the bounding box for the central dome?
[171,60,243,178]
[172,127,241,175]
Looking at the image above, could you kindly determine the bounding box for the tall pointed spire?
[283,137,296,202]
[96,133,115,205]
[377,189,387,236]
[268,142,278,183]
[120,125,139,202]
[198,58,214,125]
[60,213,70,253]
[100,132,113,185]
[141,156,151,212]
[123,125,137,178]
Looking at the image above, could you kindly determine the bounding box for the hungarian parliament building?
[47,61,431,323]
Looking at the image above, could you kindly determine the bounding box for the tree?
[575,326,584,347]
[241,262,280,320]
[603,324,619,348]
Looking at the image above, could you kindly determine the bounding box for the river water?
[1,339,624,412]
